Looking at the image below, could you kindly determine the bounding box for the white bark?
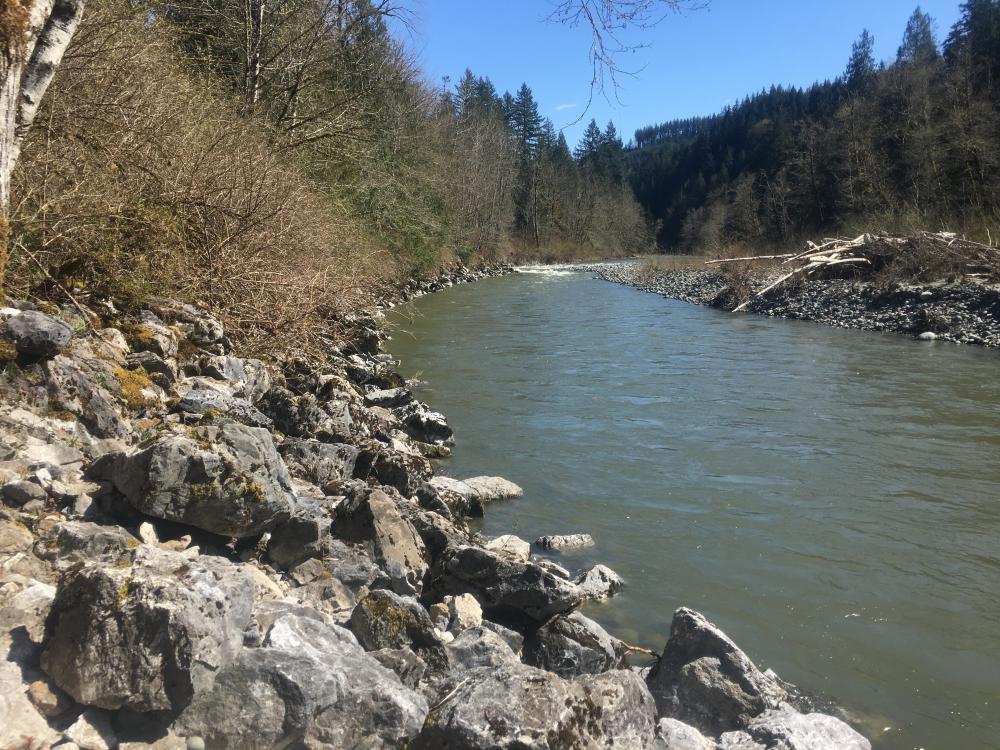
[0,0,85,212]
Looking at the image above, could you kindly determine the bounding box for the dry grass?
[5,1,396,354]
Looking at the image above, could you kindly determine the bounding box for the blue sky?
[399,0,962,148]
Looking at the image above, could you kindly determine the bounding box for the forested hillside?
[629,1,1000,252]
[3,0,652,346]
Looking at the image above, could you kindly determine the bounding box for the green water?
[387,268,1000,750]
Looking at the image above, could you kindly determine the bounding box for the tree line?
[628,1,1000,252]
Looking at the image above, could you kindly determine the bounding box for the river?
[386,266,1000,750]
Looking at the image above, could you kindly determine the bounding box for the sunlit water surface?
[387,268,1000,750]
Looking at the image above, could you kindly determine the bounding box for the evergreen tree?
[574,119,603,161]
[897,7,939,64]
[846,30,877,90]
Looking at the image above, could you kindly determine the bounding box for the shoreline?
[581,261,1000,350]
[0,269,872,749]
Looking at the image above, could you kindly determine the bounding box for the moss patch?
[114,365,155,410]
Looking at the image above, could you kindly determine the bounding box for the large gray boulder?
[279,439,359,486]
[349,589,440,651]
[575,563,624,601]
[655,718,716,750]
[429,545,582,626]
[462,475,523,502]
[3,310,72,359]
[176,387,272,428]
[174,614,427,749]
[411,664,658,749]
[524,611,627,677]
[330,488,429,595]
[91,422,295,537]
[266,499,333,568]
[199,355,271,402]
[647,608,787,736]
[41,546,255,712]
[717,704,871,750]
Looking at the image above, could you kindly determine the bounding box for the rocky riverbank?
[0,267,871,749]
[590,262,1000,349]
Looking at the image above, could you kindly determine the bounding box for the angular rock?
[411,664,658,750]
[176,388,272,428]
[199,355,271,402]
[279,439,359,486]
[655,718,716,750]
[430,545,582,626]
[647,608,787,736]
[126,350,177,387]
[717,704,871,750]
[3,479,47,506]
[44,349,134,440]
[397,401,454,446]
[575,564,624,600]
[536,533,595,550]
[354,443,432,497]
[424,478,483,517]
[330,488,429,595]
[267,500,332,568]
[462,475,523,502]
[260,387,350,442]
[349,589,440,651]
[3,310,72,359]
[0,659,61,748]
[64,708,118,750]
[126,317,178,359]
[42,546,255,712]
[175,614,427,749]
[27,677,71,717]
[34,520,139,571]
[444,626,520,672]
[524,611,627,678]
[364,387,412,408]
[484,534,531,562]
[447,593,483,633]
[371,647,427,689]
[91,422,295,537]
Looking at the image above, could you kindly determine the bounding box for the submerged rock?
[461,475,523,502]
[536,533,595,550]
[646,608,787,736]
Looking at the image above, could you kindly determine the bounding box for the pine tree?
[574,119,603,161]
[846,30,877,90]
[897,7,939,64]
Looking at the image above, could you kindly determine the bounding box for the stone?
[355,444,433,497]
[447,593,483,632]
[64,708,118,750]
[286,574,356,625]
[199,356,271,402]
[259,387,350,441]
[27,678,71,717]
[0,518,35,554]
[655,718,716,750]
[397,401,454,446]
[444,626,520,672]
[425,477,484,517]
[126,318,178,359]
[3,310,72,359]
[174,614,427,750]
[646,608,787,736]
[279,439,359,486]
[0,660,61,748]
[3,479,47,506]
[330,488,429,595]
[717,704,871,750]
[364,387,413,408]
[484,534,531,562]
[917,331,938,341]
[482,620,524,653]
[34,520,139,571]
[44,350,134,440]
[267,500,332,568]
[126,350,177,386]
[349,589,440,651]
[42,546,255,712]
[91,422,295,537]
[575,564,624,600]
[176,388,272,428]
[411,664,658,749]
[371,647,427,689]
[461,475,523,502]
[535,533,595,550]
[429,545,582,627]
[524,612,627,678]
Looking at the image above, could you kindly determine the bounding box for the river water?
[386,267,1000,750]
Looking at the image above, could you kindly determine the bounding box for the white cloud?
[555,103,578,111]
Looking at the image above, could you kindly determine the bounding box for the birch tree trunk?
[0,0,85,286]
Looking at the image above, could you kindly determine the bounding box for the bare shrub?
[7,1,391,353]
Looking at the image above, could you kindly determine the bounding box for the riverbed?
[387,267,1000,750]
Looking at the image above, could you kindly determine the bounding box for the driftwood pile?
[708,232,1000,312]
